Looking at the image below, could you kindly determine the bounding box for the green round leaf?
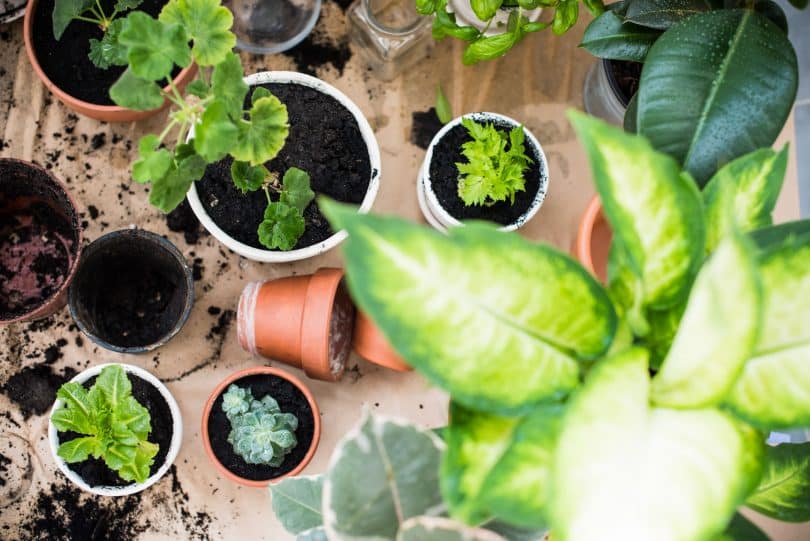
[159,0,236,66]
[109,68,164,110]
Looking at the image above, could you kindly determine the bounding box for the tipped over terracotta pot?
[201,366,321,487]
[574,196,612,283]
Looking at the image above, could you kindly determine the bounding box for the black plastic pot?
[68,229,194,353]
[0,158,82,324]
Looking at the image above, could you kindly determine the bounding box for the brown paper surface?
[0,3,807,539]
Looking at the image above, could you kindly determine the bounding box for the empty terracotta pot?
[0,158,82,324]
[353,311,411,372]
[201,366,321,487]
[574,196,612,283]
[238,268,355,381]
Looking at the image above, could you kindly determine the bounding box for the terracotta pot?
[574,195,612,283]
[23,0,198,122]
[48,363,183,496]
[201,366,321,487]
[238,268,355,382]
[352,310,411,372]
[68,229,195,354]
[0,158,82,324]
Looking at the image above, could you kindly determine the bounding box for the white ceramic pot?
[48,363,183,497]
[418,112,549,232]
[186,71,381,263]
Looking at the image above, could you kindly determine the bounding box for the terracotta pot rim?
[352,311,412,372]
[575,195,603,278]
[23,0,197,120]
[0,158,83,325]
[201,366,322,488]
[301,268,347,381]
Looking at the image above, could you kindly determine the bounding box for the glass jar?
[348,0,433,81]
[583,59,629,127]
[225,0,322,54]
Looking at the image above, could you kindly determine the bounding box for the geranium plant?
[106,0,312,250]
[581,0,805,184]
[52,364,158,484]
[457,118,532,206]
[312,112,810,540]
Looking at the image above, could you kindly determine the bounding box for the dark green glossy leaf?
[719,513,770,541]
[749,220,810,252]
[754,0,788,34]
[624,91,638,133]
[581,10,660,62]
[623,0,715,30]
[637,10,798,185]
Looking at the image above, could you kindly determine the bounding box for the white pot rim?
[186,71,381,263]
[48,362,183,497]
[447,0,542,36]
[419,112,549,232]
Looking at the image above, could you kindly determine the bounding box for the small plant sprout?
[51,364,158,484]
[456,118,532,207]
[52,0,143,69]
[222,384,298,467]
[436,84,453,124]
[231,164,314,250]
[107,0,310,250]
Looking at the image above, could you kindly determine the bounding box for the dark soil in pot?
[195,82,372,250]
[57,373,173,487]
[606,59,642,107]
[429,120,542,226]
[31,0,176,105]
[0,161,80,320]
[69,230,192,350]
[207,374,315,481]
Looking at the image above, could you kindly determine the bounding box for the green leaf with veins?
[159,0,236,66]
[211,52,249,120]
[231,161,267,193]
[470,0,502,22]
[194,100,239,163]
[231,93,289,166]
[109,68,164,110]
[150,146,206,212]
[433,0,480,41]
[258,202,306,251]
[746,442,810,522]
[57,437,101,463]
[117,441,159,483]
[186,79,209,98]
[119,12,191,80]
[552,0,579,34]
[115,0,143,10]
[52,0,95,40]
[132,135,172,184]
[271,475,325,535]
[88,20,129,69]
[280,167,315,214]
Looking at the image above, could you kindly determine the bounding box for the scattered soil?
[606,59,642,107]
[283,27,352,76]
[428,120,543,225]
[57,373,173,487]
[31,0,174,105]
[411,107,444,150]
[2,363,77,419]
[207,373,315,481]
[70,232,189,349]
[166,199,203,245]
[195,82,372,250]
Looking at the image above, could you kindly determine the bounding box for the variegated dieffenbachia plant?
[292,112,810,541]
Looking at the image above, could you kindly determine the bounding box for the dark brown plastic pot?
[23,0,197,122]
[0,158,82,324]
[201,366,321,487]
[238,268,356,381]
[353,311,411,372]
[574,195,611,283]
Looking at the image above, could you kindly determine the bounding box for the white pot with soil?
[47,363,183,496]
[417,112,549,232]
[186,71,381,263]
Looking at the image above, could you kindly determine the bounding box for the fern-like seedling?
[222,384,299,467]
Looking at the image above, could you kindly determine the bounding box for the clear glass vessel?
[226,0,322,54]
[348,0,433,81]
[583,59,628,127]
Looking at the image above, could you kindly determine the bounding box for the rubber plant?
[307,112,810,541]
[106,0,314,250]
[580,0,804,185]
[419,0,606,65]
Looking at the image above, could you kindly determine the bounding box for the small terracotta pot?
[23,0,197,122]
[0,158,82,324]
[201,366,321,487]
[353,311,411,372]
[238,268,355,381]
[574,196,612,283]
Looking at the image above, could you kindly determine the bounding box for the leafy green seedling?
[232,164,314,250]
[436,84,453,124]
[222,384,298,467]
[51,364,159,484]
[53,0,143,69]
[456,118,532,207]
[109,0,309,251]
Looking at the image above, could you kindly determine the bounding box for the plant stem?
[157,119,179,144]
[75,14,104,25]
[264,186,272,205]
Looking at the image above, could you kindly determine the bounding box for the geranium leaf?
[109,68,165,110]
[52,0,95,40]
[280,167,314,214]
[194,99,239,163]
[231,93,289,166]
[149,148,206,213]
[186,79,209,98]
[159,0,236,66]
[211,52,248,120]
[258,202,305,251]
[119,12,191,80]
[231,161,267,193]
[114,0,142,10]
[132,134,172,183]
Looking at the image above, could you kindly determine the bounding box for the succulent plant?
[222,384,298,467]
